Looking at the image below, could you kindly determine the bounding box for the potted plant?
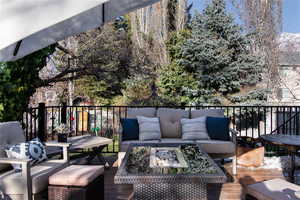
[54,123,69,142]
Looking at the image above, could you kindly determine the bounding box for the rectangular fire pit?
[114,143,227,200]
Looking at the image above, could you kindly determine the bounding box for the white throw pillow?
[181,117,210,140]
[137,116,162,141]
[5,138,47,171]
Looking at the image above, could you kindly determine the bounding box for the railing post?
[61,102,67,124]
[38,103,47,142]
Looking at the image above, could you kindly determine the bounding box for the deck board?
[102,158,286,200]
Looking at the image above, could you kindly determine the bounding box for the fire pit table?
[114,143,227,200]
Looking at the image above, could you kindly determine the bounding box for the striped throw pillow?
[181,117,210,140]
[137,116,161,141]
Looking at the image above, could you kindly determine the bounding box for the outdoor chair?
[0,121,70,200]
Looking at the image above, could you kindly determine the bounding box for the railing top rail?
[28,105,300,109]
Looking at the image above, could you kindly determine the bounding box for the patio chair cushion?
[137,116,161,141]
[246,178,300,200]
[206,117,230,141]
[181,117,210,140]
[196,140,235,154]
[157,108,189,138]
[120,118,139,141]
[0,121,26,172]
[49,165,104,187]
[191,109,224,119]
[0,160,67,195]
[127,108,156,118]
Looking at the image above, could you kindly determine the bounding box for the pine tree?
[172,0,266,105]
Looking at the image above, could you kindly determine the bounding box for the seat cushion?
[0,160,67,195]
[0,121,26,172]
[49,165,104,187]
[157,108,189,138]
[127,108,156,118]
[137,116,161,141]
[196,140,235,154]
[206,117,230,141]
[181,117,210,140]
[120,118,139,141]
[120,140,160,152]
[160,139,195,144]
[191,109,224,119]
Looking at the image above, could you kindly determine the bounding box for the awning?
[0,0,160,61]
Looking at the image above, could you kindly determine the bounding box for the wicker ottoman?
[48,165,104,200]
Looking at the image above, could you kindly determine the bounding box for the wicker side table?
[48,165,104,200]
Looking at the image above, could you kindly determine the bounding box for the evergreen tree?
[160,0,266,105]
[158,30,197,105]
[0,45,56,121]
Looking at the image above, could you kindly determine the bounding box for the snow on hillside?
[279,32,300,51]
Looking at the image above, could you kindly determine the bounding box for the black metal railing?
[22,104,300,153]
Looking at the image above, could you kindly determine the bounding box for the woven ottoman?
[246,178,300,200]
[48,165,104,200]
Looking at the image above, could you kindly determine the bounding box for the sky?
[189,0,300,33]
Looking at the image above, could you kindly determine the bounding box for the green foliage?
[75,23,132,104]
[160,0,266,105]
[0,45,56,121]
[158,30,198,105]
[121,75,154,105]
[228,88,270,105]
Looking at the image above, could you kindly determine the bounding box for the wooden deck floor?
[103,159,287,200]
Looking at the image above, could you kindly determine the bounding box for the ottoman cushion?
[247,178,300,200]
[49,165,104,187]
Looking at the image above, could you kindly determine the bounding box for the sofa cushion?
[160,139,195,144]
[127,108,156,118]
[181,117,210,140]
[206,117,230,141]
[0,160,67,195]
[137,116,161,141]
[196,140,235,154]
[120,118,139,141]
[157,108,189,138]
[0,122,26,172]
[120,140,160,152]
[191,109,224,119]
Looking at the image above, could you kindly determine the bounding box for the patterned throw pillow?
[181,117,210,140]
[137,116,162,141]
[5,138,47,171]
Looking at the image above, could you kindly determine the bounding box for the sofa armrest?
[118,127,123,152]
[0,158,31,165]
[44,142,71,162]
[229,128,238,144]
[44,142,71,148]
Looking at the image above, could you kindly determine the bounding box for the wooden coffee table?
[114,143,227,200]
[46,135,113,164]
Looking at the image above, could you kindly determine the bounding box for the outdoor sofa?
[118,108,237,175]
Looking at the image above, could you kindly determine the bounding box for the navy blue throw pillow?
[120,118,139,141]
[206,117,230,141]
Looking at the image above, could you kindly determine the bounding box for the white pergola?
[0,0,160,61]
